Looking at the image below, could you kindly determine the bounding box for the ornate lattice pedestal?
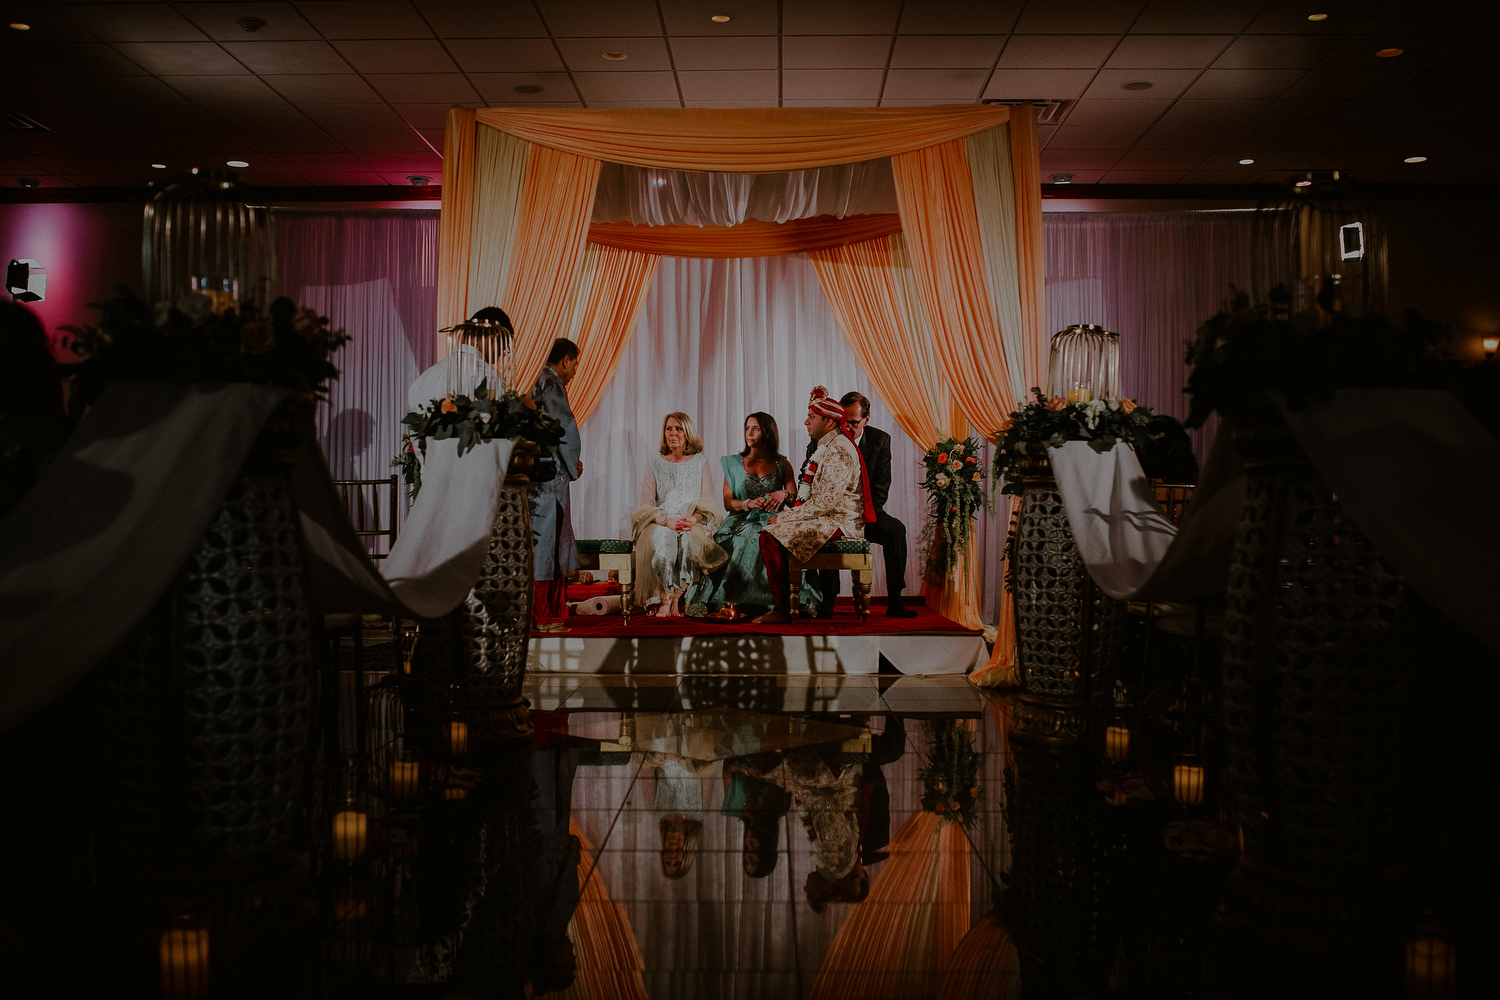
[92,462,316,870]
[1008,451,1126,745]
[414,474,536,746]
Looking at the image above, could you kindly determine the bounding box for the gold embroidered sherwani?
[763,429,865,562]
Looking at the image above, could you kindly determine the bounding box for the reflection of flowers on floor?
[1163,819,1233,859]
[1098,775,1155,807]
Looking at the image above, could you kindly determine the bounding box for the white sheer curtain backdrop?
[573,253,925,599]
[592,159,899,227]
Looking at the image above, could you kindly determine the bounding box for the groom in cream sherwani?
[754,387,876,625]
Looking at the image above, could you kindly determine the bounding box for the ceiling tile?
[236,129,344,151]
[365,74,481,103]
[111,42,248,76]
[1381,70,1499,101]
[1101,168,1186,182]
[334,40,460,74]
[1183,69,1306,100]
[782,36,891,69]
[158,132,262,155]
[296,1,434,39]
[1130,0,1260,34]
[0,5,98,42]
[1282,70,1408,101]
[677,70,779,101]
[416,1,548,37]
[5,75,190,107]
[59,4,207,42]
[1040,149,1123,169]
[207,105,318,129]
[882,69,989,100]
[119,106,225,130]
[1113,147,1212,168]
[983,69,1099,100]
[469,72,579,102]
[22,153,173,175]
[898,0,1024,34]
[1014,0,1146,34]
[1248,99,1361,126]
[1105,35,1231,68]
[1048,125,1149,148]
[176,2,322,41]
[391,104,465,128]
[0,43,148,76]
[659,0,780,36]
[446,38,565,73]
[299,104,411,129]
[15,131,157,155]
[890,36,1004,68]
[221,41,354,74]
[165,76,289,105]
[670,36,780,71]
[1419,126,1500,150]
[1181,168,1265,183]
[328,129,432,151]
[783,0,903,36]
[235,171,310,185]
[572,71,680,102]
[419,128,446,146]
[556,37,673,71]
[997,35,1118,68]
[356,151,443,171]
[263,75,386,103]
[1157,99,1270,125]
[1063,99,1172,126]
[298,170,386,184]
[1133,125,1237,148]
[781,98,880,106]
[1083,69,1200,100]
[535,0,664,38]
[1243,1,1383,35]
[1212,34,1347,70]
[782,69,885,101]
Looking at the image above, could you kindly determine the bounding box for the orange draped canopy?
[474,106,1012,173]
[587,214,902,258]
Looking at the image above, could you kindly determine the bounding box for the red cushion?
[567,582,620,601]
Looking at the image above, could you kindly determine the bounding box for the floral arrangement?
[392,433,422,499]
[918,435,991,580]
[992,388,1198,496]
[400,378,564,459]
[61,287,348,415]
[918,720,980,826]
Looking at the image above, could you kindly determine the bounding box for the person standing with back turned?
[530,338,582,633]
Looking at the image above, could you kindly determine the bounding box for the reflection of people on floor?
[643,752,715,879]
[721,756,791,878]
[858,715,908,868]
[630,412,726,618]
[527,748,583,992]
[763,750,868,912]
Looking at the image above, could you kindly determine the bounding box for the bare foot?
[751,610,793,625]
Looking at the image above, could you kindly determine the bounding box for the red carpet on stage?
[556,597,976,638]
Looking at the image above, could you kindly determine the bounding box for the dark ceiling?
[1,0,1497,191]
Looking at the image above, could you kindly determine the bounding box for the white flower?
[175,292,215,324]
[1082,398,1107,430]
[952,442,965,456]
[936,473,949,488]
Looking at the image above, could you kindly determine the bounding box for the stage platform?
[526,598,985,677]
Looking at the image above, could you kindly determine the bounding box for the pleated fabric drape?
[546,818,649,1000]
[465,124,529,345]
[559,243,659,425]
[436,106,478,337]
[934,912,1021,1000]
[808,810,971,1000]
[588,214,902,258]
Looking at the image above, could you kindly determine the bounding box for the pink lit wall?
[0,202,142,357]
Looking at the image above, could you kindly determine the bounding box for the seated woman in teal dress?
[687,412,809,617]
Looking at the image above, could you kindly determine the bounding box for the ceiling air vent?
[982,99,1070,125]
[1,106,48,131]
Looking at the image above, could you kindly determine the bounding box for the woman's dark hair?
[739,411,785,464]
[0,301,64,419]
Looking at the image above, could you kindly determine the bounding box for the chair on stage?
[575,539,636,623]
[789,537,873,623]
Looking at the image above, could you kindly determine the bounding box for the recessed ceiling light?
[514,84,543,94]
[710,14,732,22]
[1294,179,1313,187]
[1049,173,1075,184]
[10,22,30,30]
[1121,81,1153,91]
[1376,47,1404,58]
[601,50,628,61]
[151,163,167,169]
[226,160,249,168]
[1239,158,1255,165]
[1307,13,1328,21]
[1404,155,1428,163]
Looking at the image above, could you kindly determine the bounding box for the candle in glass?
[1104,725,1131,762]
[159,923,210,1000]
[1406,935,1456,999]
[332,808,368,860]
[389,759,420,800]
[447,720,469,756]
[444,786,467,801]
[1173,761,1205,806]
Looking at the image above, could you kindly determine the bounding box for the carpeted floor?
[553,597,976,638]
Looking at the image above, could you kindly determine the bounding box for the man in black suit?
[804,391,916,618]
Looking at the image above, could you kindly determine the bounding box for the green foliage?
[392,433,422,499]
[918,719,981,826]
[917,435,991,582]
[61,286,349,415]
[400,379,565,458]
[992,389,1197,496]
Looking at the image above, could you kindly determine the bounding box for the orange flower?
[964,456,976,464]
[937,453,948,464]
[1119,397,1138,414]
[440,396,457,414]
[1046,396,1067,412]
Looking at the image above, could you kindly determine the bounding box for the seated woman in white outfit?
[631,412,727,617]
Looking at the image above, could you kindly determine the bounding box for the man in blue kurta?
[530,338,582,631]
